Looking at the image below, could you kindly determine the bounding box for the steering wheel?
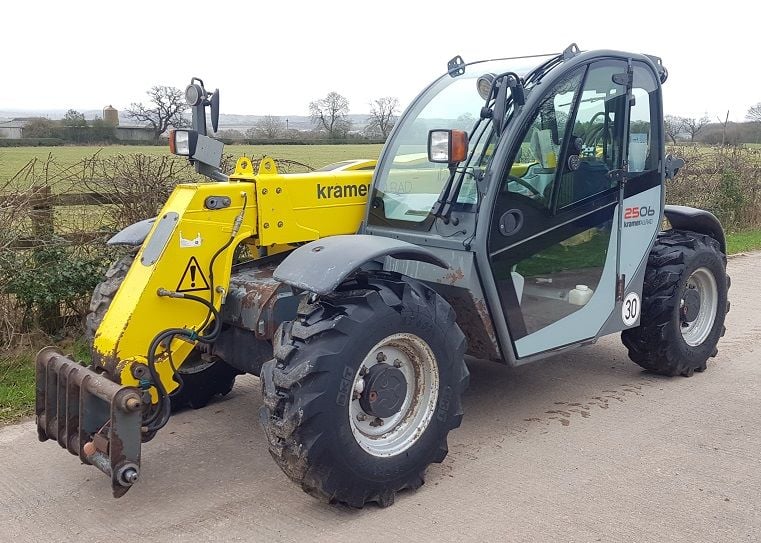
[585,111,614,153]
[508,175,544,199]
[589,111,607,126]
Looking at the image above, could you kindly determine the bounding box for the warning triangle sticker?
[176,256,210,292]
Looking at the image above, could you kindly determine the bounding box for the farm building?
[0,119,30,139]
[0,114,154,141]
[103,105,155,142]
[113,125,154,141]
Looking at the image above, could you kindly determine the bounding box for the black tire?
[86,255,239,410]
[622,229,729,376]
[259,273,469,508]
[167,353,240,410]
[85,256,134,343]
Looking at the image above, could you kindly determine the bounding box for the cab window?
[555,61,628,209]
[499,69,584,211]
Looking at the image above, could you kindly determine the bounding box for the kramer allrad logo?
[624,205,656,228]
[317,183,371,199]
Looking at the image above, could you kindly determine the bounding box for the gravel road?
[1,252,759,542]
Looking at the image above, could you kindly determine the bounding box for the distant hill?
[0,110,372,132]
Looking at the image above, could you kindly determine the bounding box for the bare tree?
[683,115,711,142]
[309,92,351,139]
[250,115,286,140]
[663,115,686,144]
[366,97,399,139]
[126,86,189,141]
[746,103,761,123]
[62,109,87,128]
[23,118,56,138]
[716,111,730,146]
[216,129,244,141]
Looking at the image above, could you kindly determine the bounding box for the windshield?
[369,55,555,229]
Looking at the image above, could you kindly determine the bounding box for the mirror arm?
[430,167,457,218]
[439,167,466,221]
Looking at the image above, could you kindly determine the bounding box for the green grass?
[0,144,384,182]
[0,338,90,424]
[726,229,761,254]
[0,354,35,424]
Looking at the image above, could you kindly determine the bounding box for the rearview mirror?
[210,89,220,133]
[428,129,469,165]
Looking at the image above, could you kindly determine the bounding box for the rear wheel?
[622,230,729,376]
[86,255,239,410]
[259,273,468,507]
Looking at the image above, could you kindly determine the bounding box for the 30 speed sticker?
[622,292,640,326]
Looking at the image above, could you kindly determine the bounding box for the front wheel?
[259,273,468,507]
[622,230,729,376]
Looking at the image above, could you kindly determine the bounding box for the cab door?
[487,59,630,359]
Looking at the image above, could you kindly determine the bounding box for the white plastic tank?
[569,284,593,306]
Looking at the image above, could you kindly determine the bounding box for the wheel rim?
[680,267,718,347]
[349,333,439,457]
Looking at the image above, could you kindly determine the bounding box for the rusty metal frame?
[36,347,143,497]
[224,258,299,340]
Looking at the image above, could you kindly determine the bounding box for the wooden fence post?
[30,185,60,332]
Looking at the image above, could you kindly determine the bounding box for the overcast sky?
[4,1,757,122]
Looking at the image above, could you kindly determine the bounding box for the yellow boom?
[93,157,373,394]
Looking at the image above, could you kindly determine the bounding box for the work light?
[185,83,203,106]
[168,129,198,156]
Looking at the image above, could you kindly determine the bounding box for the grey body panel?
[107,217,156,246]
[664,205,725,253]
[192,134,224,168]
[273,235,448,295]
[385,248,502,361]
[598,184,664,336]
[140,212,178,266]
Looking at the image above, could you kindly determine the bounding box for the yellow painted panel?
[93,158,375,399]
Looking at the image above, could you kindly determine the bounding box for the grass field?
[0,144,385,182]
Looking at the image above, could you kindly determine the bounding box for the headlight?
[428,130,452,163]
[169,129,198,156]
[175,131,190,155]
[427,129,469,164]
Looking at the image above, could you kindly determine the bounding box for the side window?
[556,61,628,208]
[499,69,583,211]
[629,63,659,174]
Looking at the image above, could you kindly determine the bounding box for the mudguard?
[107,217,156,246]
[273,234,448,295]
[664,205,725,253]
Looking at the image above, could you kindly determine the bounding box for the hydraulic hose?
[144,192,247,432]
